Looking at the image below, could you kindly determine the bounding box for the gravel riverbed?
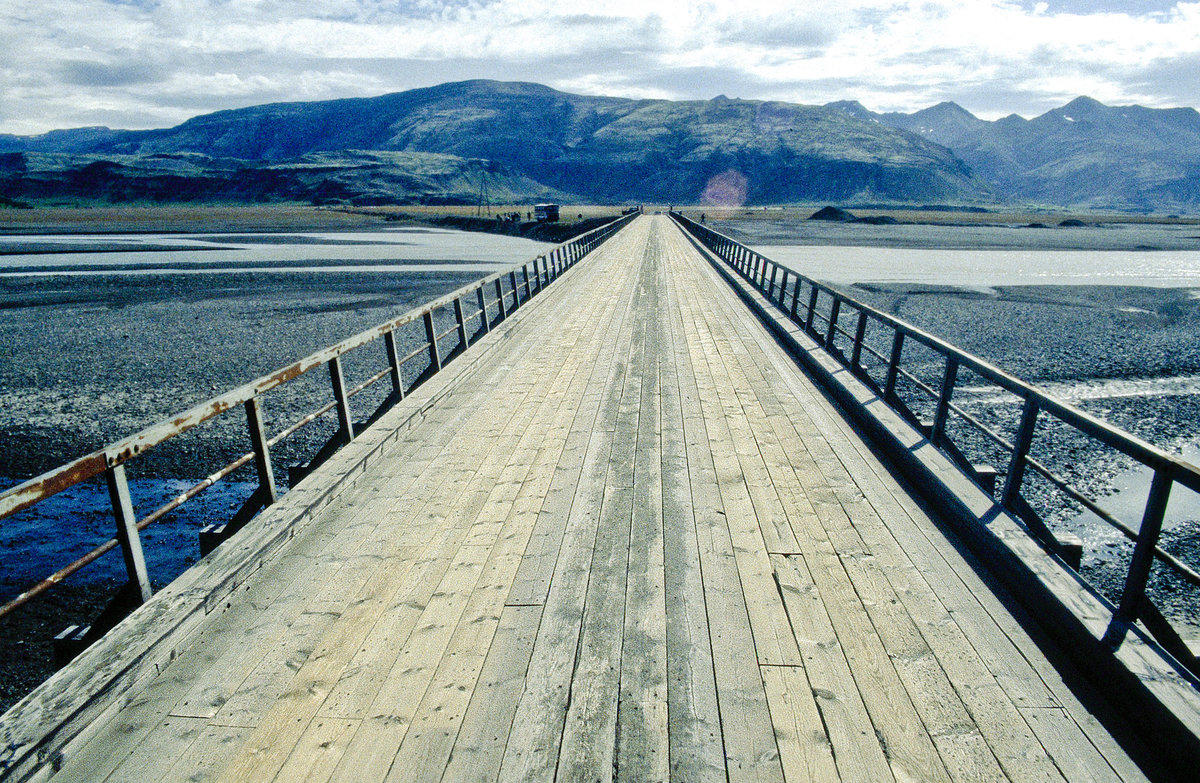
[842,282,1200,634]
[0,265,486,710]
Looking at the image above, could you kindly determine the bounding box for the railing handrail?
[670,210,1199,673]
[0,210,639,623]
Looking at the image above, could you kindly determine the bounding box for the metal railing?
[672,211,1200,675]
[0,212,638,635]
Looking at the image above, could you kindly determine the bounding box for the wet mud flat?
[846,283,1200,632]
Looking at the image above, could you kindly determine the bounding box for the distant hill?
[0,149,563,207]
[3,81,1198,210]
[835,96,1200,210]
[0,81,987,207]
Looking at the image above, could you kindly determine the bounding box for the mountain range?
[2,80,1198,211]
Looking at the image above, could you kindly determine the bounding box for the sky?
[1,0,1198,135]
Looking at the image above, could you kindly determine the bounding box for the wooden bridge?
[2,214,1200,781]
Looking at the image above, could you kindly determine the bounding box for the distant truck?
[534,203,560,223]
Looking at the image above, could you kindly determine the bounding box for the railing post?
[768,265,778,298]
[931,356,959,446]
[454,297,469,350]
[509,271,520,309]
[244,397,277,505]
[851,310,868,368]
[328,355,355,441]
[423,310,442,373]
[790,278,802,320]
[779,269,789,303]
[1115,469,1174,624]
[495,278,507,318]
[825,297,842,349]
[106,464,152,604]
[805,287,820,332]
[384,330,404,399]
[476,287,491,334]
[1001,395,1040,507]
[884,331,905,401]
[522,264,532,298]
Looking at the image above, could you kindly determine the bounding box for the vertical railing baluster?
[931,356,959,446]
[423,310,441,373]
[509,271,520,309]
[522,265,532,299]
[825,298,841,349]
[884,331,905,401]
[495,278,507,319]
[384,330,404,399]
[1001,395,1040,507]
[244,397,277,505]
[790,277,801,320]
[328,355,355,441]
[805,287,820,332]
[1115,469,1174,623]
[105,464,152,604]
[851,311,868,368]
[779,270,789,304]
[454,297,468,350]
[477,287,490,334]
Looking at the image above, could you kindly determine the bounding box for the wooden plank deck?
[37,215,1153,781]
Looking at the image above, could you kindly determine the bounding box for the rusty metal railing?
[0,212,638,628]
[671,210,1200,676]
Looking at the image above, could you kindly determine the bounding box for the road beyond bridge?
[2,215,1198,782]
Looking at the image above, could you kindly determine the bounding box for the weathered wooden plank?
[726,321,1107,782]
[705,313,1015,783]
[663,229,783,783]
[159,725,251,783]
[553,296,643,782]
[616,257,669,781]
[496,222,645,783]
[679,287,802,669]
[771,552,896,783]
[760,666,838,783]
[439,606,541,783]
[271,718,359,783]
[657,248,726,783]
[377,316,603,781]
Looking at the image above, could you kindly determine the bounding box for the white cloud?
[1,0,1198,133]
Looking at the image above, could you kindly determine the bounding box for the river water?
[758,244,1200,288]
[0,226,550,275]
